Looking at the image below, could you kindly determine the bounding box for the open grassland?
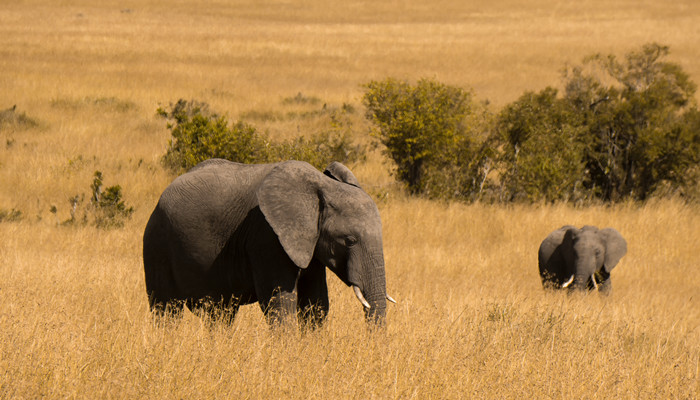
[1,0,699,398]
[1,200,698,398]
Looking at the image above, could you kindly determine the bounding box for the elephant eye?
[344,236,358,247]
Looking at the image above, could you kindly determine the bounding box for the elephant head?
[539,225,627,294]
[256,161,392,323]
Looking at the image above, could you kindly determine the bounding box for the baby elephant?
[538,225,627,294]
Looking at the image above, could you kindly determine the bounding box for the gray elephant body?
[143,159,388,325]
[538,225,627,294]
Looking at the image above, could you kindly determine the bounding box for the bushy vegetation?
[158,99,365,173]
[0,105,40,132]
[0,207,22,222]
[54,171,134,228]
[89,171,135,228]
[363,43,700,203]
[363,78,492,199]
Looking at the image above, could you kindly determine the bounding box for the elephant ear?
[323,161,361,188]
[257,161,322,269]
[561,226,577,267]
[599,227,627,272]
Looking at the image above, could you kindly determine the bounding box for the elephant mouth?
[326,264,352,287]
[562,268,610,290]
[323,261,396,311]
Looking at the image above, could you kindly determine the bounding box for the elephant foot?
[186,296,239,325]
[297,304,328,329]
[149,297,185,321]
[262,290,298,326]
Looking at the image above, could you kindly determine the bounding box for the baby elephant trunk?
[565,255,600,291]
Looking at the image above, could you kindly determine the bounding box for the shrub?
[90,171,135,228]
[493,88,587,202]
[158,99,365,173]
[0,208,22,223]
[59,171,134,228]
[564,43,700,201]
[0,105,39,131]
[363,78,489,196]
[159,100,270,171]
[492,43,700,203]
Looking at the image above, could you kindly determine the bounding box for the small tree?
[493,43,700,203]
[494,87,586,202]
[90,171,134,228]
[564,43,700,201]
[58,171,134,228]
[363,78,480,195]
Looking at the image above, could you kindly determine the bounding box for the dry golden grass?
[1,1,699,398]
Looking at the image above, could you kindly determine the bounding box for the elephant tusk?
[590,274,598,290]
[353,285,371,309]
[386,294,397,304]
[561,275,575,288]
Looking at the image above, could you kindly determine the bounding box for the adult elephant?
[538,225,627,294]
[143,159,394,326]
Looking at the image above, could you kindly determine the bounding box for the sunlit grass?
[1,0,699,398]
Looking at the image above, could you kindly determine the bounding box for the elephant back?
[156,161,278,268]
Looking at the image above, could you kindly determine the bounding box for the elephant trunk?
[572,255,596,291]
[348,246,387,325]
[363,275,387,324]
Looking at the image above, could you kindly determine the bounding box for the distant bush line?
[364,43,700,203]
[158,43,699,204]
[157,99,365,173]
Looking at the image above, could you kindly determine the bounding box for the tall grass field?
[1,1,699,398]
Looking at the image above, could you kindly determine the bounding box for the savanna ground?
[1,0,699,398]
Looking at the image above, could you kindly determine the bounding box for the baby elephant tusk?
[386,294,397,304]
[353,285,371,309]
[561,275,575,288]
[590,273,598,290]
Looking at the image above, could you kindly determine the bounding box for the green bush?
[58,171,134,228]
[363,78,490,197]
[90,171,135,228]
[566,43,700,201]
[492,43,700,203]
[158,99,365,172]
[493,88,587,202]
[159,100,270,171]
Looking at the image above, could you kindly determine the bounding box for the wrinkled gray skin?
[143,159,388,326]
[538,225,627,294]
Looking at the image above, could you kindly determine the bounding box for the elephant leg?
[297,259,329,328]
[146,263,184,318]
[149,296,184,319]
[596,271,612,295]
[246,214,303,326]
[249,253,300,324]
[261,285,298,325]
[187,295,238,324]
[598,279,612,295]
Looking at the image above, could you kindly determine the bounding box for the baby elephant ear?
[599,228,627,272]
[323,161,361,188]
[257,162,322,269]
